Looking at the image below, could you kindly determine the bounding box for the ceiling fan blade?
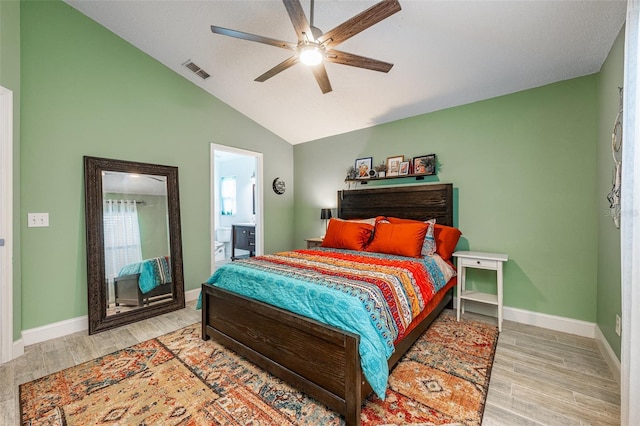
[255,55,300,82]
[317,0,401,49]
[211,25,296,50]
[282,0,313,41]
[326,50,393,73]
[310,64,332,94]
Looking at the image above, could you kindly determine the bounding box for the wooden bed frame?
[113,273,173,307]
[202,183,455,425]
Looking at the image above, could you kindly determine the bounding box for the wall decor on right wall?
[413,154,437,176]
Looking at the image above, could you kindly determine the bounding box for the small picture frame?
[355,157,373,179]
[386,155,404,177]
[413,154,436,176]
[399,161,410,176]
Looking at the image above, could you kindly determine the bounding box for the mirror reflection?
[102,171,172,316]
[84,156,184,335]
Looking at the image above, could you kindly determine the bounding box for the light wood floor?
[1,304,619,425]
[482,315,620,425]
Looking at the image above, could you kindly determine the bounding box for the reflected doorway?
[210,144,263,273]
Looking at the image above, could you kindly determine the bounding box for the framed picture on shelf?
[399,161,410,176]
[413,154,436,176]
[386,155,404,177]
[355,157,373,179]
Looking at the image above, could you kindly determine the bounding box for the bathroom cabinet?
[231,224,256,260]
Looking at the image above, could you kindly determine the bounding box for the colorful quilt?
[203,248,455,399]
[118,256,171,294]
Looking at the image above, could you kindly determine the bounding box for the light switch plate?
[27,213,49,228]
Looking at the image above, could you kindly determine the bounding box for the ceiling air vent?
[183,60,210,80]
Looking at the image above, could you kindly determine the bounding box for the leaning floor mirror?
[84,156,185,334]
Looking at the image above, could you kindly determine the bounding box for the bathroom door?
[210,144,263,273]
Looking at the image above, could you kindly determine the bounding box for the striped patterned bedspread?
[204,248,455,398]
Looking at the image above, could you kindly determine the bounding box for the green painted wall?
[0,0,22,340]
[137,195,170,259]
[596,27,624,359]
[294,76,599,322]
[12,0,627,345]
[20,0,294,330]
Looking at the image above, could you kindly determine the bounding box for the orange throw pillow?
[385,217,420,224]
[385,216,436,256]
[321,218,374,251]
[365,222,429,258]
[433,224,462,259]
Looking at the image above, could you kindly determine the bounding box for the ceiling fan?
[210,0,401,94]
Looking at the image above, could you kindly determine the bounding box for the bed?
[201,183,458,425]
[114,256,173,307]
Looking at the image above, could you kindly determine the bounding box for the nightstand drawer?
[459,257,498,270]
[305,238,323,249]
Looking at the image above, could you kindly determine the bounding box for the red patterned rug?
[20,311,498,425]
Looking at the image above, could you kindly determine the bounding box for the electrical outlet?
[616,314,621,336]
[27,213,49,228]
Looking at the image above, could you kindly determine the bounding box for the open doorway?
[210,144,263,274]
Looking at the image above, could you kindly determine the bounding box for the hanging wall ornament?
[607,87,623,229]
[272,177,286,195]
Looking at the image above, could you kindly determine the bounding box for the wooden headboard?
[337,183,453,226]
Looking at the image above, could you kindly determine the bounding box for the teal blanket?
[199,249,454,399]
[118,256,171,294]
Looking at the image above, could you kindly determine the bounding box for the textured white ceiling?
[64,0,626,144]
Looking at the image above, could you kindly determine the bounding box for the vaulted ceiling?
[65,0,626,145]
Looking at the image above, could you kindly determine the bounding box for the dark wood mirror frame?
[84,156,185,334]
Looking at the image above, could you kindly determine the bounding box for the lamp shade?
[320,208,332,220]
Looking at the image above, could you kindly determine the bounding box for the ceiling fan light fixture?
[299,45,323,66]
[210,0,402,92]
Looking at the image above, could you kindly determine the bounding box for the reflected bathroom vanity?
[231,224,255,260]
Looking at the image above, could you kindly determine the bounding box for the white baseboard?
[185,288,200,302]
[457,300,621,383]
[17,290,617,384]
[20,291,201,347]
[456,299,597,338]
[595,324,621,385]
[22,315,88,346]
[504,306,597,338]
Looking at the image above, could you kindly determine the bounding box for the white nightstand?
[453,250,509,331]
[305,237,324,249]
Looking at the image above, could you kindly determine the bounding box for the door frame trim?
[0,86,14,363]
[210,144,263,273]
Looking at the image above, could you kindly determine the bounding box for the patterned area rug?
[20,311,498,425]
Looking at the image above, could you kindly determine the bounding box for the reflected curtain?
[103,200,143,302]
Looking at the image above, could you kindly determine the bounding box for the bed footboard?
[201,283,454,425]
[201,284,363,425]
[114,274,173,307]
